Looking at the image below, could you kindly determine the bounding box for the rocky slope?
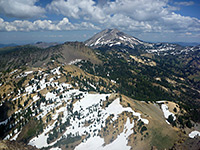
[0,61,199,150]
[0,29,199,150]
[0,42,101,71]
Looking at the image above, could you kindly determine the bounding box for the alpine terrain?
[0,29,200,150]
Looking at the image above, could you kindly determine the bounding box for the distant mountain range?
[32,42,60,49]
[0,43,18,48]
[0,42,60,49]
[173,42,200,46]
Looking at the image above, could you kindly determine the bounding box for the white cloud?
[105,0,168,21]
[0,0,45,19]
[103,0,200,33]
[47,0,105,21]
[0,0,200,36]
[0,18,99,32]
[47,0,171,22]
[186,32,192,35]
[174,1,194,6]
[46,0,200,33]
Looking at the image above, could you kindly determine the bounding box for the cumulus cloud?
[46,0,200,33]
[47,0,105,21]
[47,0,170,22]
[185,32,192,35]
[0,0,45,19]
[0,18,100,31]
[1,0,200,35]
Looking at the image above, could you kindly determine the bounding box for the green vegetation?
[150,128,177,150]
[0,40,199,150]
[167,115,176,127]
[76,48,200,122]
[17,118,43,143]
[50,133,81,149]
[140,126,147,134]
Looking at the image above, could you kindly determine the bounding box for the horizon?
[0,29,200,46]
[1,28,200,46]
[0,0,200,44]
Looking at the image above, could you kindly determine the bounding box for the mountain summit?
[85,29,200,55]
[85,29,150,48]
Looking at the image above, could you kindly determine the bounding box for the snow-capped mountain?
[85,29,200,56]
[85,28,152,48]
[145,43,200,55]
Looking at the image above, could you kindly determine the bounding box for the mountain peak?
[85,28,146,48]
[103,28,121,34]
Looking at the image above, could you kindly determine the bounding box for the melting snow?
[17,71,33,78]
[29,121,58,148]
[29,92,148,149]
[0,119,8,125]
[68,59,82,65]
[10,131,21,141]
[75,136,104,150]
[10,69,18,75]
[156,100,166,103]
[0,117,11,125]
[51,67,61,75]
[111,80,116,84]
[161,104,176,121]
[75,118,134,150]
[189,131,200,138]
[50,147,62,150]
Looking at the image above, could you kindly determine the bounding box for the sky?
[0,0,200,44]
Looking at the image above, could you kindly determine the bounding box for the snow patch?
[51,67,61,75]
[161,104,176,121]
[10,69,18,74]
[68,59,82,65]
[29,121,58,148]
[0,117,11,125]
[17,71,33,78]
[10,131,21,141]
[28,91,148,149]
[189,131,200,138]
[50,148,62,150]
[111,80,116,84]
[75,118,134,150]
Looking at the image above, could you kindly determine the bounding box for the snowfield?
[68,59,82,65]
[29,121,59,148]
[161,104,176,121]
[189,131,200,138]
[28,89,148,149]
[75,118,134,150]
[51,67,61,75]
[4,66,150,149]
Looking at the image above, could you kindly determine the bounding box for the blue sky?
[0,0,199,44]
